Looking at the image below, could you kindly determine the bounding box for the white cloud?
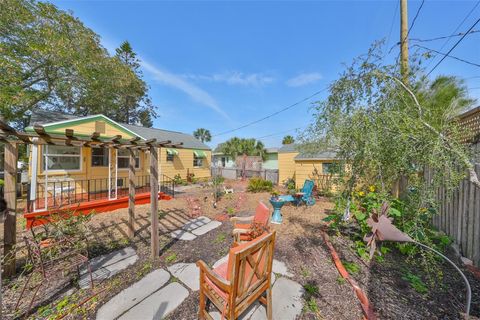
[286,72,322,87]
[184,71,275,87]
[141,60,230,120]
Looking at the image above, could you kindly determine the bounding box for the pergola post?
[3,142,18,278]
[149,145,159,259]
[128,148,136,238]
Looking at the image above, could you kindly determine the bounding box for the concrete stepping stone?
[191,220,222,236]
[118,282,189,320]
[272,260,293,277]
[182,216,211,231]
[96,269,170,320]
[167,263,199,291]
[272,277,304,320]
[170,229,197,241]
[80,247,138,288]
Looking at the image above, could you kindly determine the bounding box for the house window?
[193,155,203,167]
[166,148,178,162]
[91,147,109,167]
[43,145,81,171]
[221,157,226,167]
[322,162,335,174]
[117,149,139,169]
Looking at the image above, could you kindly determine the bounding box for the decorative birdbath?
[269,197,286,224]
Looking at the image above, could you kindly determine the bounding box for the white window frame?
[117,149,140,170]
[42,145,82,173]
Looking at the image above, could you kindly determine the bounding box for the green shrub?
[0,179,4,186]
[247,177,273,193]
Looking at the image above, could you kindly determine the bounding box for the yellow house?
[26,110,211,212]
[278,144,298,184]
[278,144,340,190]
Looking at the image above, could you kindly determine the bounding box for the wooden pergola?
[0,119,182,278]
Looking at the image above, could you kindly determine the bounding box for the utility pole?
[400,0,409,84]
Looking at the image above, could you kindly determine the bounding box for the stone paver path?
[167,263,200,291]
[95,226,303,320]
[96,269,170,319]
[170,216,221,241]
[118,282,189,320]
[80,247,138,288]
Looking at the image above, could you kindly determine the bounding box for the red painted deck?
[24,191,172,229]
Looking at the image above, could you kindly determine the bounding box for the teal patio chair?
[279,179,316,206]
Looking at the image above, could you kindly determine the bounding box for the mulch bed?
[2,181,480,319]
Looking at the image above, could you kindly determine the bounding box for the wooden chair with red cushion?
[230,201,270,243]
[196,231,276,320]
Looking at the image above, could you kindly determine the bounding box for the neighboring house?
[26,110,211,200]
[212,144,235,168]
[212,145,278,170]
[278,144,340,189]
[262,148,278,170]
[278,144,298,183]
[294,151,339,189]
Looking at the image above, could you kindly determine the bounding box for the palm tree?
[193,128,212,143]
[282,135,294,145]
[220,137,266,160]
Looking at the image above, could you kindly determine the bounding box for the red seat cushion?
[206,262,230,301]
[253,202,270,225]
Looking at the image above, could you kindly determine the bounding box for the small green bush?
[0,179,4,186]
[247,177,273,193]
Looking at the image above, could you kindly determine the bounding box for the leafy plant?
[165,252,177,264]
[402,272,428,294]
[215,232,226,244]
[0,179,4,186]
[226,207,235,216]
[342,261,360,274]
[247,177,273,193]
[173,174,183,185]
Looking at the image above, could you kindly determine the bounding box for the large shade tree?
[0,0,156,128]
[300,45,477,247]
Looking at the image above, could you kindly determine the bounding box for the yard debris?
[320,228,377,320]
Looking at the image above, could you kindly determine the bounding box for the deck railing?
[27,174,175,212]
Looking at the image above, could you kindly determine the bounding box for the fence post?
[150,146,159,259]
[128,148,136,239]
[3,142,18,278]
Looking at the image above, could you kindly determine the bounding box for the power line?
[426,0,480,69]
[427,17,480,76]
[385,1,400,52]
[212,87,328,137]
[410,30,480,43]
[257,127,305,140]
[413,44,480,68]
[407,0,425,39]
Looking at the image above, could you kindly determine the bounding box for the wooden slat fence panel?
[433,164,480,267]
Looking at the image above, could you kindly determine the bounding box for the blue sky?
[51,0,480,148]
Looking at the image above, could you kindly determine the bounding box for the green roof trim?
[166,148,179,155]
[26,114,144,140]
[193,150,207,158]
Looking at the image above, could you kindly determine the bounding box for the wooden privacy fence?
[432,164,480,267]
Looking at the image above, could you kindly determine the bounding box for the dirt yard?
[2,180,480,319]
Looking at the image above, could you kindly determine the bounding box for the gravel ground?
[3,181,480,319]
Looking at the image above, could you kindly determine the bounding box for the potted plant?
[270,189,280,201]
